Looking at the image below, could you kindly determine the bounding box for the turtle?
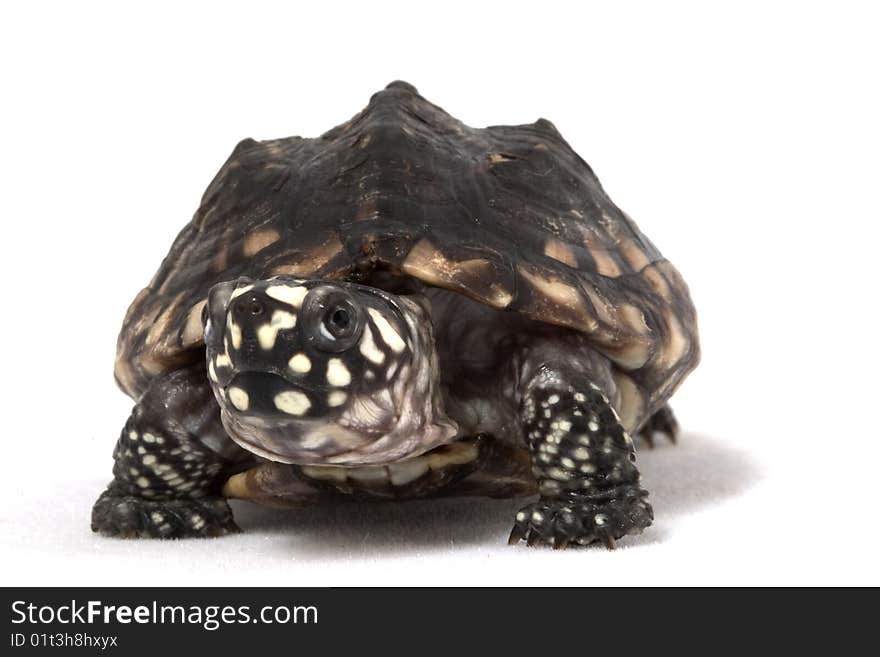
[92,81,700,548]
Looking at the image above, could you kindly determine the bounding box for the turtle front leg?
[510,367,653,549]
[92,366,252,539]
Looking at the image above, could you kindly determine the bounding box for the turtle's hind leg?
[636,404,679,448]
[91,366,252,539]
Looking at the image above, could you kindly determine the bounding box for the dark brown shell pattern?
[115,81,699,428]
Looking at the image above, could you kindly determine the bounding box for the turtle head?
[204,276,457,465]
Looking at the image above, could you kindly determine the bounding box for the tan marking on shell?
[656,308,690,369]
[618,303,651,336]
[358,134,372,148]
[212,247,229,273]
[656,261,690,300]
[600,335,653,371]
[243,226,281,257]
[573,224,622,277]
[269,233,344,277]
[643,263,672,300]
[123,290,163,341]
[403,239,513,309]
[140,357,166,377]
[612,371,644,434]
[590,248,623,277]
[113,354,138,398]
[581,284,616,326]
[619,236,652,271]
[517,265,598,333]
[145,292,186,348]
[488,152,518,165]
[180,300,206,347]
[543,239,578,267]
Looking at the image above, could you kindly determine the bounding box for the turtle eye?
[303,288,363,353]
[324,305,354,339]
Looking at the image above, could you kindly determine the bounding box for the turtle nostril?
[233,298,265,318]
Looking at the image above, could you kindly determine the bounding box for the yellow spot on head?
[326,358,351,387]
[265,285,308,307]
[229,321,243,349]
[228,387,249,411]
[327,390,348,407]
[366,308,406,353]
[288,352,311,373]
[257,310,297,350]
[274,390,311,416]
[358,326,385,365]
[229,285,255,301]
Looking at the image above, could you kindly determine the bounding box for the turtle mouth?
[296,439,480,489]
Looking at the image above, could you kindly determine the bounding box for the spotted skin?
[91,367,252,538]
[509,370,652,548]
[199,276,457,466]
[206,277,409,423]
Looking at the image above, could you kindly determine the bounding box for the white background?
[1,1,878,586]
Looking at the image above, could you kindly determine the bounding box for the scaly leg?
[92,365,253,538]
[510,365,653,549]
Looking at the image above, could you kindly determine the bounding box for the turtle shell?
[115,81,699,425]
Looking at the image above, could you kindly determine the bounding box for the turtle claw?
[508,489,653,549]
[636,405,679,447]
[508,525,527,546]
[600,531,617,550]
